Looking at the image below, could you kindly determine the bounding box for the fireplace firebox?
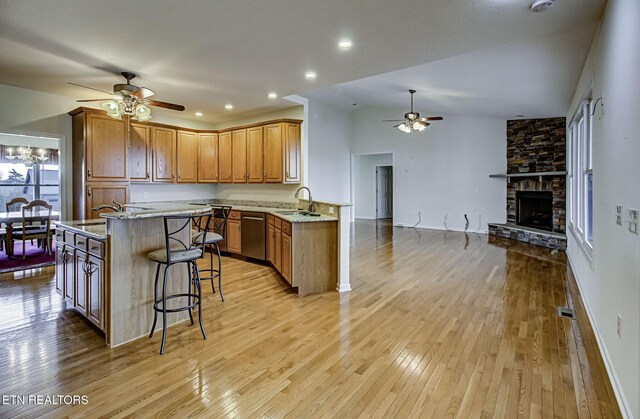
[516,191,553,231]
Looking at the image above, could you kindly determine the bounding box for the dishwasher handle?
[242,216,264,221]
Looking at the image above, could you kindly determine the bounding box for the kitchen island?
[55,200,342,348]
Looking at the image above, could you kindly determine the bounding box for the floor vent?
[557,307,576,320]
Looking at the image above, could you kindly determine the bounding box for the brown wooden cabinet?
[247,126,264,183]
[176,130,198,183]
[74,250,89,316]
[198,133,218,183]
[274,226,282,272]
[152,127,176,182]
[218,132,233,183]
[85,113,128,182]
[266,215,275,264]
[226,218,242,254]
[87,255,104,329]
[128,123,151,182]
[86,183,129,220]
[264,122,301,184]
[63,246,75,303]
[281,231,292,282]
[232,129,247,183]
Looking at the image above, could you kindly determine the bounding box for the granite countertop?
[100,202,214,220]
[54,220,108,240]
[227,205,338,223]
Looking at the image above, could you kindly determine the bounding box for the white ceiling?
[0,0,604,123]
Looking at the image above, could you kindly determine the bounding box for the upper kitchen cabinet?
[176,130,198,183]
[152,127,176,183]
[128,123,151,182]
[264,121,301,184]
[85,113,128,182]
[218,132,232,183]
[247,126,264,183]
[231,129,247,183]
[198,133,218,183]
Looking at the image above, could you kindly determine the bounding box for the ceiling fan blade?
[147,100,185,111]
[417,121,431,127]
[382,119,405,122]
[68,82,113,95]
[420,116,443,121]
[393,123,403,128]
[76,98,110,102]
[132,87,156,99]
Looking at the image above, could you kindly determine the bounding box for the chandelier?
[5,145,48,165]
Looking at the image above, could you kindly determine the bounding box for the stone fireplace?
[488,117,567,250]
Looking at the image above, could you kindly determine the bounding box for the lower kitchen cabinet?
[281,232,291,282]
[226,213,242,254]
[55,228,107,331]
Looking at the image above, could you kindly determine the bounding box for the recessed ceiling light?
[195,112,203,117]
[225,104,233,110]
[338,40,353,50]
[304,71,317,80]
[268,92,278,99]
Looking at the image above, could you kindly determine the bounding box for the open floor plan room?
[0,222,621,417]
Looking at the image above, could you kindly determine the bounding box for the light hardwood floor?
[0,220,621,418]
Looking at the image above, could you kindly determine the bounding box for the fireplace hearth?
[516,191,553,231]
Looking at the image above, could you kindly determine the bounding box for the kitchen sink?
[75,221,106,226]
[276,210,321,217]
[276,211,301,215]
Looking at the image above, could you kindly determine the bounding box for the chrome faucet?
[92,200,124,212]
[295,187,316,212]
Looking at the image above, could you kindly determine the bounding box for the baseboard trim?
[336,284,352,293]
[567,254,633,418]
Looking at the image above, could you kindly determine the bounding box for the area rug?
[0,240,56,273]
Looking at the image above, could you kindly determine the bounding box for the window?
[568,95,593,251]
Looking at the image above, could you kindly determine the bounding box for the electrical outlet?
[617,314,622,338]
[628,208,638,234]
[329,206,334,214]
[615,205,622,226]
[143,192,149,200]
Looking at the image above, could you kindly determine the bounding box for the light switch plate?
[616,205,622,226]
[628,208,638,234]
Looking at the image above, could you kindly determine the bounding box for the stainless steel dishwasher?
[241,212,266,260]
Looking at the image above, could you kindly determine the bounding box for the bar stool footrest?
[153,293,200,313]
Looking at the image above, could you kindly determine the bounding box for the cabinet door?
[266,223,275,264]
[226,219,242,254]
[232,129,247,183]
[87,255,104,329]
[75,251,89,316]
[274,227,282,271]
[63,248,74,304]
[247,126,264,183]
[86,113,127,181]
[284,123,301,183]
[264,123,283,183]
[218,132,233,183]
[86,183,128,219]
[176,130,198,183]
[128,123,151,181]
[55,242,65,296]
[282,232,292,283]
[198,133,218,183]
[152,127,176,182]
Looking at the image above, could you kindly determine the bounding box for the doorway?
[376,166,393,219]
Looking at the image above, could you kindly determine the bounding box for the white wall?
[353,153,392,219]
[350,106,506,232]
[306,98,351,204]
[566,0,640,416]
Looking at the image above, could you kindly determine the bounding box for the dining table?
[0,209,60,258]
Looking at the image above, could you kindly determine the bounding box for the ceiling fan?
[70,72,185,122]
[383,89,443,133]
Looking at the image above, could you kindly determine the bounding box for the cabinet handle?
[87,188,92,197]
[146,172,150,179]
[91,246,99,251]
[77,241,85,246]
[286,171,289,178]
[87,169,92,178]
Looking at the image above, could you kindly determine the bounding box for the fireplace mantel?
[489,171,567,183]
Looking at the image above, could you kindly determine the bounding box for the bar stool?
[192,205,231,301]
[147,211,212,354]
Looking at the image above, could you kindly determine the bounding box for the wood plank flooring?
[0,220,621,418]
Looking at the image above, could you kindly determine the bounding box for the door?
[218,132,232,183]
[232,129,247,183]
[86,184,128,219]
[281,232,292,283]
[128,123,151,181]
[264,123,283,183]
[152,127,176,182]
[63,247,75,303]
[247,126,264,183]
[74,251,89,316]
[376,166,393,219]
[87,256,104,328]
[176,130,198,183]
[274,227,282,271]
[266,222,275,264]
[226,219,242,254]
[284,123,300,183]
[86,113,127,181]
[198,133,218,182]
[55,242,65,295]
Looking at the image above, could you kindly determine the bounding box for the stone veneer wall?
[506,118,566,233]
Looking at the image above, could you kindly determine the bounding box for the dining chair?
[2,197,31,253]
[10,199,53,260]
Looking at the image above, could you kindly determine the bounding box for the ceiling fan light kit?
[73,72,184,122]
[383,89,443,134]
